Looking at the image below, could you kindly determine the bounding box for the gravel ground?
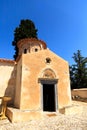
[0,101,87,130]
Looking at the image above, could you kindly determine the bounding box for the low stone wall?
[71,88,87,99]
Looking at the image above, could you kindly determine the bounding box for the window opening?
[46,58,51,64]
[35,48,38,52]
[24,49,27,54]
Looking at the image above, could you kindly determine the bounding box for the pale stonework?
[0,38,71,122]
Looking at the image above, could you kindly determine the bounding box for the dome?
[17,38,47,55]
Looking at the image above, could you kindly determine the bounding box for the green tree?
[12,19,38,60]
[70,50,87,89]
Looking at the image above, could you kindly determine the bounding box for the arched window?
[24,49,27,54]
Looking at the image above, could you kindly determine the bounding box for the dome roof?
[17,38,47,49]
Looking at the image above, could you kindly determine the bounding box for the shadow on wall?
[4,65,17,107]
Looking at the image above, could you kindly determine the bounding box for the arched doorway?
[39,69,58,112]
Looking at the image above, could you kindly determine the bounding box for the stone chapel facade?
[0,38,71,122]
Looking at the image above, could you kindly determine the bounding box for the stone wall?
[0,60,16,105]
[17,49,71,110]
[71,88,87,99]
[14,57,22,108]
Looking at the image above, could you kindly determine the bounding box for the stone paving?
[0,101,87,130]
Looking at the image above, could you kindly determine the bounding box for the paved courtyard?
[0,101,87,130]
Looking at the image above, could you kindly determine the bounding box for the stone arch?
[41,68,56,79]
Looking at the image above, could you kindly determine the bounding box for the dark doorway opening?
[43,84,56,112]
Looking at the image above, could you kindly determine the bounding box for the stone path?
[0,101,87,130]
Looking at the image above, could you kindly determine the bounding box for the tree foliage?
[12,19,38,59]
[70,50,87,89]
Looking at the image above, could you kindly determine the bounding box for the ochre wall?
[19,49,71,110]
[71,88,87,98]
[14,57,22,108]
[0,61,16,105]
[1,49,71,110]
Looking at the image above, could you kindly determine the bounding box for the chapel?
[0,38,71,122]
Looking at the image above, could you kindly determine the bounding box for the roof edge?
[0,58,16,64]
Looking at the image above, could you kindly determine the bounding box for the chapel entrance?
[43,84,56,112]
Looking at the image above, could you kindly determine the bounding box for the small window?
[45,57,51,64]
[24,49,27,54]
[35,48,38,52]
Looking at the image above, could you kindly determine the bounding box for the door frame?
[39,78,58,112]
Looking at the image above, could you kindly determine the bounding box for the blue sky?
[0,0,87,65]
